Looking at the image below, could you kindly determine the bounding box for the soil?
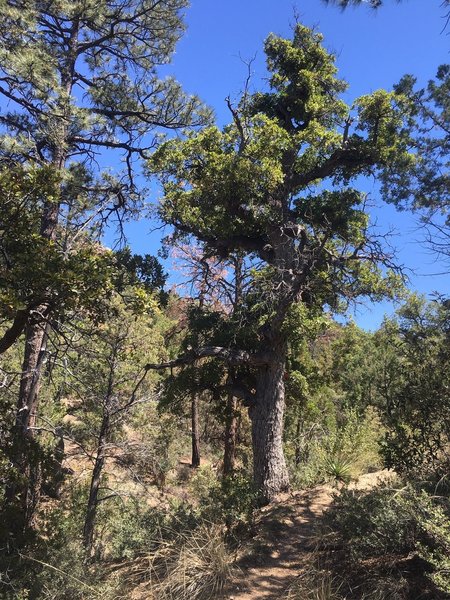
[224,470,395,600]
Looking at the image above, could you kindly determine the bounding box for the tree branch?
[0,309,29,354]
[145,346,274,371]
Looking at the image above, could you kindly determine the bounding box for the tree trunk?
[295,417,302,467]
[249,358,290,504]
[0,308,29,354]
[7,318,50,527]
[11,142,67,524]
[223,393,238,476]
[191,393,201,468]
[83,414,109,553]
[16,318,50,437]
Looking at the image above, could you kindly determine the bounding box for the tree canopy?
[148,24,414,501]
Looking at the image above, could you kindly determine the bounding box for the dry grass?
[286,565,344,600]
[132,523,236,600]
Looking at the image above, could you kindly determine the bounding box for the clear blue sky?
[124,0,450,329]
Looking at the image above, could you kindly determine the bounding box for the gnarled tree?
[148,24,412,503]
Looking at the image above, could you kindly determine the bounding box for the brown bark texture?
[83,415,109,552]
[249,359,290,504]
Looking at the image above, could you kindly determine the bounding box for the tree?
[73,291,165,553]
[324,0,449,10]
[148,24,412,503]
[167,246,248,474]
[324,1,450,34]
[0,0,207,524]
[383,68,450,265]
[0,166,120,354]
[375,295,450,476]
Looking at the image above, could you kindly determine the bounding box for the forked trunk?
[83,414,109,553]
[249,358,290,504]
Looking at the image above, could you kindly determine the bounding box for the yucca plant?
[323,455,353,485]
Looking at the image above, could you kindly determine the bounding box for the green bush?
[108,500,199,560]
[290,407,383,488]
[415,492,450,595]
[325,482,450,596]
[189,466,257,531]
[326,485,417,559]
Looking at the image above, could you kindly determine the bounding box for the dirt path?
[225,471,393,600]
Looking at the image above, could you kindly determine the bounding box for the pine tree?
[0,0,207,526]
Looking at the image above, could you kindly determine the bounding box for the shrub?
[189,466,257,531]
[325,482,450,596]
[290,407,383,488]
[325,485,417,559]
[286,566,344,600]
[108,500,199,560]
[415,492,450,595]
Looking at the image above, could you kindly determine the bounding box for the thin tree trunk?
[295,417,302,467]
[191,393,201,468]
[9,20,76,520]
[223,393,238,476]
[7,318,51,526]
[83,414,109,553]
[11,147,66,523]
[0,308,29,354]
[223,256,243,477]
[249,358,290,505]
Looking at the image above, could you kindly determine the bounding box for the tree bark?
[7,317,51,526]
[8,16,76,523]
[223,393,238,476]
[295,417,302,467]
[191,393,201,468]
[83,414,109,553]
[0,308,29,354]
[249,358,290,505]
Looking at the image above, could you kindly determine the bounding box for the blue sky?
[120,0,450,329]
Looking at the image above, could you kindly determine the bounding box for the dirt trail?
[225,470,393,600]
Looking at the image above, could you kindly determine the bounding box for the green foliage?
[125,405,186,489]
[326,485,417,559]
[285,319,384,486]
[384,66,450,261]
[289,406,382,487]
[322,455,352,484]
[114,247,168,300]
[107,500,196,560]
[416,498,450,594]
[0,0,207,163]
[0,167,110,319]
[376,296,450,476]
[326,481,450,595]
[149,23,412,332]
